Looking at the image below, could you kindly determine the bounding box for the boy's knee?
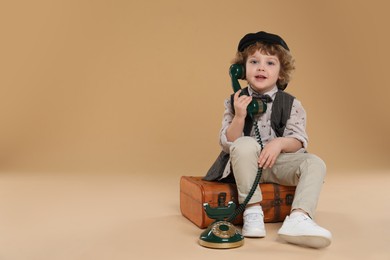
[230,137,260,157]
[306,154,327,176]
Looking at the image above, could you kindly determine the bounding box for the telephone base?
[199,221,244,249]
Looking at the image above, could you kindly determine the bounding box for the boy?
[204,31,332,248]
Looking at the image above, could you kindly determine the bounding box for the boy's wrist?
[233,114,246,122]
[278,137,303,153]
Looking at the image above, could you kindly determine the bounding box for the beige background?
[0,0,390,259]
[1,0,389,175]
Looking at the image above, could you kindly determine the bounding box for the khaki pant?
[230,137,326,218]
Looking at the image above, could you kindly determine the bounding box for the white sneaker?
[242,206,266,237]
[278,213,332,248]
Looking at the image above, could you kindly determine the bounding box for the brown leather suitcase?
[180,176,296,229]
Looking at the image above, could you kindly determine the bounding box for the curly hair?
[232,42,295,89]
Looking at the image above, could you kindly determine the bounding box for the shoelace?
[245,213,263,222]
[292,214,320,228]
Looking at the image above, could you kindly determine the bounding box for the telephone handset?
[229,64,267,117]
[199,65,266,249]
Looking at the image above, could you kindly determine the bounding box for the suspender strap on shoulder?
[271,91,295,137]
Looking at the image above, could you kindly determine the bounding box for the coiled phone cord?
[227,119,264,223]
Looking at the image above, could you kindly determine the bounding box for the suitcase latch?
[286,194,294,205]
[273,198,282,206]
[218,192,227,206]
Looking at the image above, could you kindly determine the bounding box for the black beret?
[238,31,289,52]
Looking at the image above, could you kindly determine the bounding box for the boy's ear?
[277,76,282,84]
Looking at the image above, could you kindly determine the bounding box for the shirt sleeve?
[283,99,309,149]
[219,97,243,153]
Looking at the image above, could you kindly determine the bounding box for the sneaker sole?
[278,234,331,248]
[242,230,266,238]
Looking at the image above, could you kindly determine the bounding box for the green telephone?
[198,65,266,249]
[229,64,267,117]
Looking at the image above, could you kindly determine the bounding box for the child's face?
[245,50,281,94]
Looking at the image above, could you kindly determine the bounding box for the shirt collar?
[247,85,278,100]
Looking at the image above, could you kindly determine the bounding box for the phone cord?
[227,119,264,223]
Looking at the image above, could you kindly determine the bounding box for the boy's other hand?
[258,138,283,169]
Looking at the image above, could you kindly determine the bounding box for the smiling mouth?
[255,75,266,79]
